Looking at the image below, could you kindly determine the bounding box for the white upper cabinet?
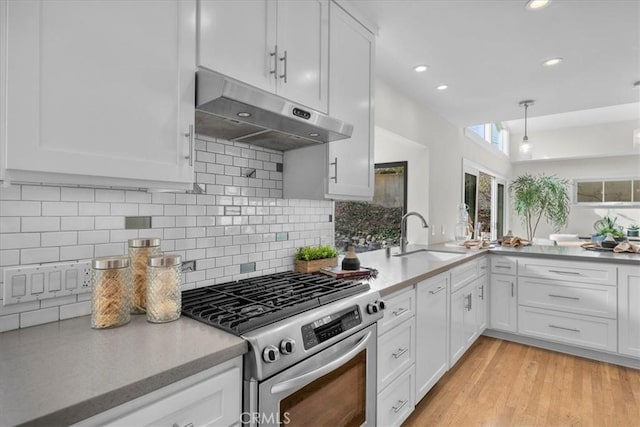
[326,1,374,199]
[198,0,274,93]
[283,1,375,201]
[198,0,328,113]
[1,0,196,189]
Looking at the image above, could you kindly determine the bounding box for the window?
[463,161,507,240]
[335,162,407,252]
[575,179,640,205]
[465,123,510,156]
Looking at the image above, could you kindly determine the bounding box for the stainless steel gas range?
[182,271,385,426]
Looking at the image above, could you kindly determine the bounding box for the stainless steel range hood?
[195,67,353,151]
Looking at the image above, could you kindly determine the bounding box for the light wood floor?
[403,336,640,427]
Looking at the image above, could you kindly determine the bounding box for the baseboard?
[483,329,640,370]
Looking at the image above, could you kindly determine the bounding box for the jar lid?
[148,254,182,267]
[128,238,161,248]
[92,256,130,270]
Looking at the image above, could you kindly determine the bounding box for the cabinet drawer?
[518,258,616,285]
[450,261,478,293]
[377,365,415,427]
[378,318,415,391]
[379,286,415,335]
[518,306,617,352]
[491,256,517,275]
[519,277,617,319]
[478,256,489,275]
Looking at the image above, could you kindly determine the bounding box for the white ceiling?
[348,0,640,127]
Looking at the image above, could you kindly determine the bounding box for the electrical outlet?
[3,260,92,306]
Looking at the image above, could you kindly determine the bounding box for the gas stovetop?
[181,271,370,335]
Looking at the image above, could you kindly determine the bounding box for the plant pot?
[628,230,639,237]
[294,257,338,273]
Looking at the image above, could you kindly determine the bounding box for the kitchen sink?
[393,249,465,261]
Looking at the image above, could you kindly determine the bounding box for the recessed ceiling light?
[414,65,429,72]
[525,0,551,10]
[237,112,251,117]
[436,85,448,91]
[309,133,319,137]
[542,57,563,66]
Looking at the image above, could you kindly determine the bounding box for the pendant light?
[519,100,534,159]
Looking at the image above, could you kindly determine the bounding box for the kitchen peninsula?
[1,244,637,426]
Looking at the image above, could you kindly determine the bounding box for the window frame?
[462,159,509,240]
[573,177,640,206]
[374,161,408,215]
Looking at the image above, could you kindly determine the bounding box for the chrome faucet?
[400,211,429,254]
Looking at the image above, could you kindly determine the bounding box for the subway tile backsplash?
[0,135,334,332]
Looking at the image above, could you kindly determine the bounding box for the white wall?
[510,119,640,160]
[374,126,430,245]
[510,155,640,238]
[375,79,512,243]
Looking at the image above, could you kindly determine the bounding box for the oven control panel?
[301,305,362,350]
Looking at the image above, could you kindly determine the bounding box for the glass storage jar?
[146,254,182,323]
[128,238,161,314]
[91,256,132,329]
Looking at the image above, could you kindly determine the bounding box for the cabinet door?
[198,0,276,93]
[326,2,374,200]
[415,273,449,402]
[619,266,640,358]
[275,0,328,112]
[3,0,195,188]
[476,274,488,333]
[490,274,517,332]
[450,282,476,366]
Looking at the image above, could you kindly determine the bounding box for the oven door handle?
[270,330,372,395]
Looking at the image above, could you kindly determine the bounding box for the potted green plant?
[510,174,570,241]
[294,245,339,273]
[627,223,639,238]
[593,216,625,241]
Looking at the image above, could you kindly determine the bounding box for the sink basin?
[393,249,464,261]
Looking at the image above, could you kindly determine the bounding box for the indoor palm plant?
[511,174,570,241]
[294,245,339,273]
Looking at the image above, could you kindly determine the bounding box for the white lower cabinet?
[377,286,415,426]
[450,279,478,366]
[377,317,415,391]
[518,306,617,352]
[619,265,640,358]
[489,274,517,333]
[415,273,449,402]
[74,357,242,427]
[377,365,415,427]
[476,273,488,333]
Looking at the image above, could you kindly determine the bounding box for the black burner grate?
[181,271,370,335]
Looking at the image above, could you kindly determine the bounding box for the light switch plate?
[3,260,92,306]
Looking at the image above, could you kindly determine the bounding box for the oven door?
[256,323,377,427]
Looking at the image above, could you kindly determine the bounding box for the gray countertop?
[358,243,639,297]
[0,315,247,427]
[490,244,640,265]
[358,245,486,297]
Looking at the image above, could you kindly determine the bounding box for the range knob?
[262,345,280,363]
[366,303,379,315]
[280,338,296,355]
[377,300,386,310]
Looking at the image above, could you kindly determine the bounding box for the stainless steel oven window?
[253,324,377,427]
